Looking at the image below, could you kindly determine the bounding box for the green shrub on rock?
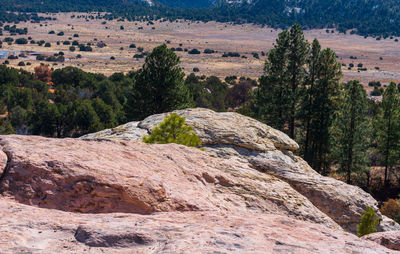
[357,206,379,237]
[142,113,201,147]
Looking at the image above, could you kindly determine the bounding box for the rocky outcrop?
[0,135,338,228]
[0,198,395,254]
[363,231,400,251]
[82,108,400,234]
[1,107,400,253]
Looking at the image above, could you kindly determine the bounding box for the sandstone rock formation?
[363,231,400,251]
[1,107,400,252]
[0,135,337,227]
[82,108,400,234]
[1,198,394,254]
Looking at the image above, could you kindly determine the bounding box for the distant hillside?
[210,0,400,36]
[156,0,214,8]
[1,0,400,37]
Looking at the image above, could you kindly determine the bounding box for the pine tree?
[129,44,193,120]
[300,39,321,162]
[357,206,379,237]
[142,113,201,147]
[374,82,400,189]
[253,30,290,131]
[254,25,309,138]
[287,24,309,139]
[306,48,342,173]
[331,81,371,184]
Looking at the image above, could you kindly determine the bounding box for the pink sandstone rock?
[82,108,400,233]
[0,135,338,228]
[1,108,400,253]
[0,198,395,254]
[363,231,400,251]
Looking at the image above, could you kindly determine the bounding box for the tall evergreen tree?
[254,24,309,138]
[374,82,400,188]
[306,48,342,173]
[287,24,309,139]
[129,44,193,120]
[253,30,290,131]
[330,81,371,184]
[299,39,321,162]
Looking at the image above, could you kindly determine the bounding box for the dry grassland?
[1,12,400,89]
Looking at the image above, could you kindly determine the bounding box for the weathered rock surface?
[83,108,299,151]
[1,107,400,253]
[82,108,400,234]
[363,231,400,251]
[0,135,338,227]
[0,198,395,254]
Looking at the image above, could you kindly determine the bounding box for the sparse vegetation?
[357,206,379,237]
[142,113,201,147]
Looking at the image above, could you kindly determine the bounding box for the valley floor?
[1,12,400,90]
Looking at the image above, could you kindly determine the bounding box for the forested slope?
[1,0,399,38]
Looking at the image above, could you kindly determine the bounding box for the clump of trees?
[243,25,400,194]
[251,25,342,174]
[0,44,196,137]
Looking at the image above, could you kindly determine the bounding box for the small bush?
[142,114,201,147]
[357,206,380,237]
[370,87,383,96]
[79,45,92,52]
[203,49,215,54]
[188,49,201,55]
[15,38,28,44]
[380,199,400,220]
[3,37,13,43]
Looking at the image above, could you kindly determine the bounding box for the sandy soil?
[1,12,400,88]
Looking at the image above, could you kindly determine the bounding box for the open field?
[1,12,400,89]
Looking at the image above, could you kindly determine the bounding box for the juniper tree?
[330,81,371,184]
[374,82,400,189]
